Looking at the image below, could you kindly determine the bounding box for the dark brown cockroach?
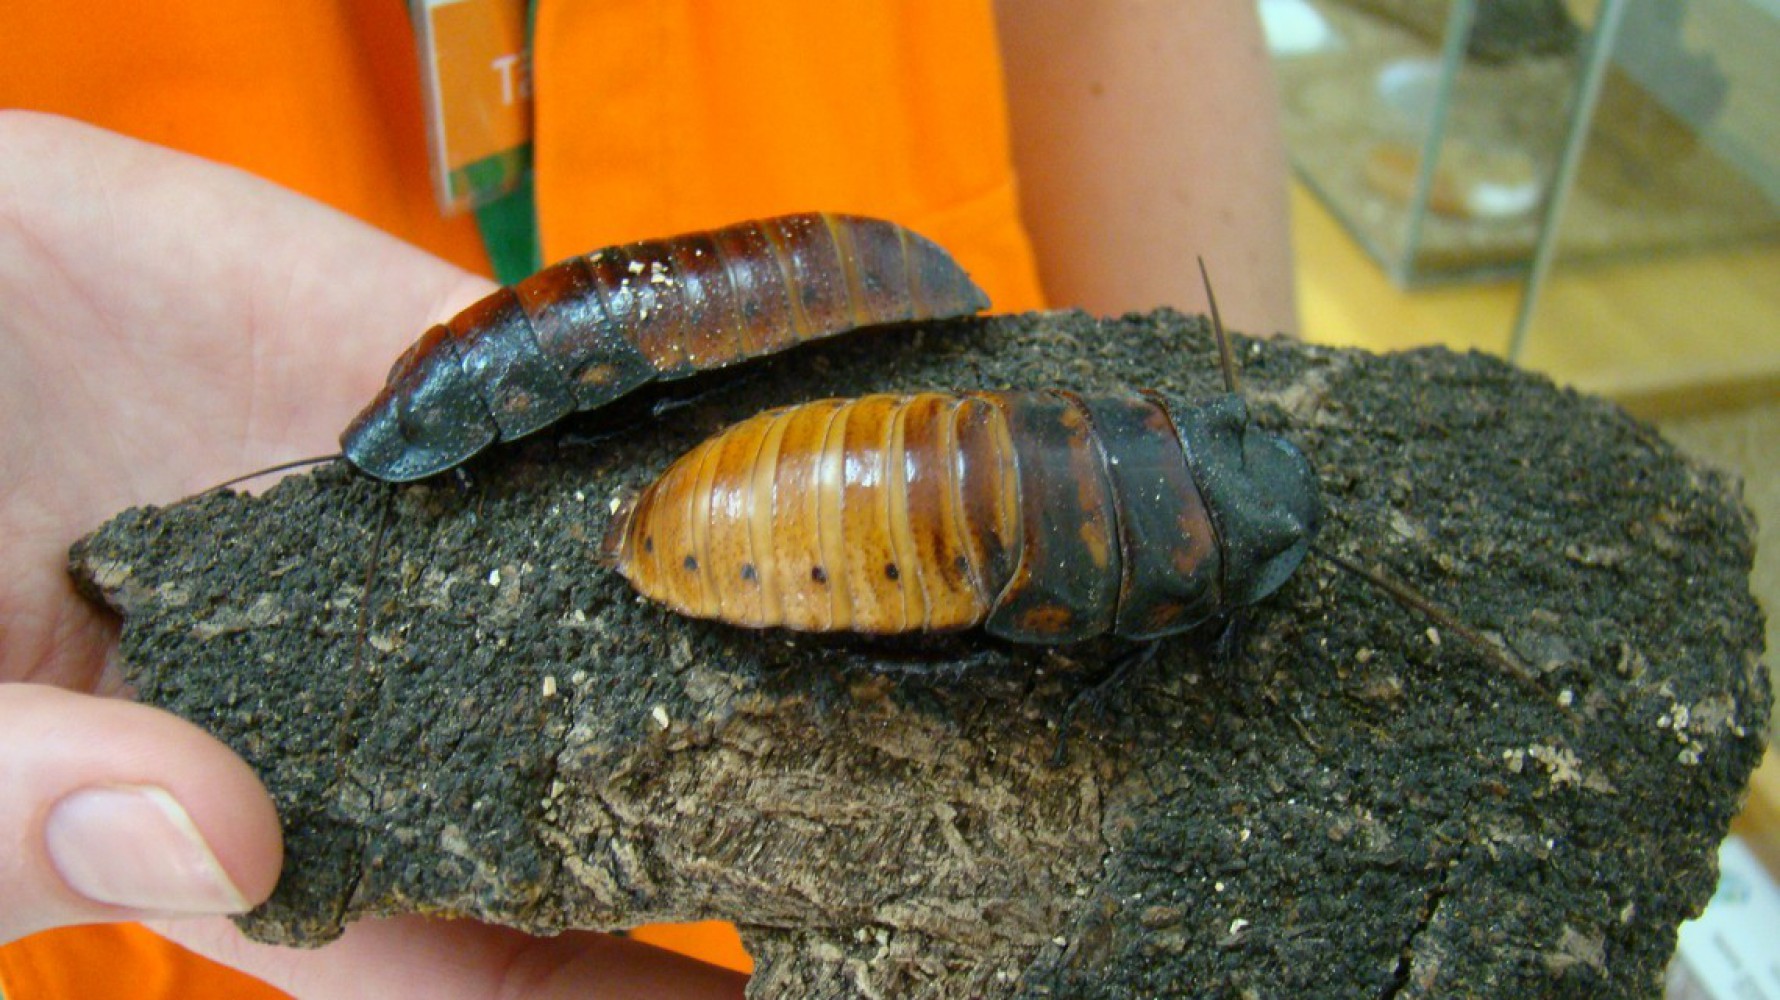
[216,213,988,487]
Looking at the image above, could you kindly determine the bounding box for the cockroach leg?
[1050,641,1163,767]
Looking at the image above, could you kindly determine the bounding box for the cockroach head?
[1178,396,1321,608]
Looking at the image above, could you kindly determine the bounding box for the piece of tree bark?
[71,310,1769,997]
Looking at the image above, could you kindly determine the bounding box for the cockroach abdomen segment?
[981,391,1122,644]
[710,222,802,358]
[592,237,719,377]
[834,395,913,632]
[903,227,992,318]
[950,394,1024,611]
[1081,392,1223,640]
[451,287,578,441]
[580,247,691,383]
[765,213,855,339]
[515,256,658,412]
[895,394,993,631]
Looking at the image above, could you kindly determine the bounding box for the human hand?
[0,112,746,997]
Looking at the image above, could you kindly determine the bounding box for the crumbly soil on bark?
[73,309,1770,998]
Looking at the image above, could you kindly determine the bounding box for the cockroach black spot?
[683,555,698,572]
[643,536,654,554]
[811,566,828,585]
[885,563,900,581]
[740,563,757,582]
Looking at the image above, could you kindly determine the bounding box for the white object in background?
[1374,57,1444,126]
[1667,836,1780,999]
[1258,0,1339,57]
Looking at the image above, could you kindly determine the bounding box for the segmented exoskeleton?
[341,213,989,482]
[597,265,1528,689]
[600,387,1319,642]
[213,219,1523,685]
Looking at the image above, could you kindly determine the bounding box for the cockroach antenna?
[1195,257,1535,688]
[1198,256,1240,397]
[1311,546,1537,686]
[201,453,343,495]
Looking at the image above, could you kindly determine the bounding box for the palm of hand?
[0,114,488,690]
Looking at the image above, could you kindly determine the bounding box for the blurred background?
[1260,1,1776,991]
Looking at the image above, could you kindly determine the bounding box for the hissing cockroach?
[596,264,1532,688]
[600,387,1319,643]
[339,213,989,482]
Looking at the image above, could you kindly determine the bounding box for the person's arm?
[994,0,1298,336]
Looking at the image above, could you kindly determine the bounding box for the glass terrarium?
[1264,0,1780,289]
[1508,0,1780,403]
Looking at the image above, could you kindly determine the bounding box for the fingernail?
[46,784,251,914]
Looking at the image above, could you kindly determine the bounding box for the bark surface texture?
[71,309,1770,998]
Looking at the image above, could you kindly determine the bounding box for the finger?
[0,684,282,944]
[157,915,749,1000]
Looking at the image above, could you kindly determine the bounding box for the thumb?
[0,684,282,944]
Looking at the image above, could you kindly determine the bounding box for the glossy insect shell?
[341,213,990,482]
[602,389,1320,642]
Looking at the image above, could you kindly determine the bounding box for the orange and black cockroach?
[599,388,1316,644]
[217,212,989,489]
[597,270,1316,645]
[598,263,1530,685]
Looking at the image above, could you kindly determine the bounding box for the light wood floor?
[1291,182,1780,417]
[1289,178,1780,870]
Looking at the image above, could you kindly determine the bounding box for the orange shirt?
[529,2,1042,308]
[0,2,1039,996]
